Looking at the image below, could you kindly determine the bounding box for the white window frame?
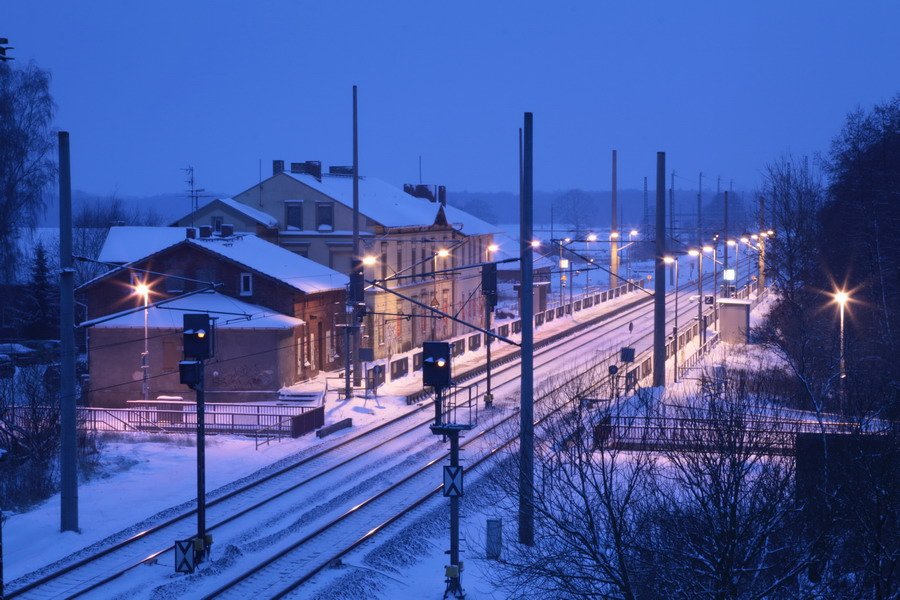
[240,272,253,296]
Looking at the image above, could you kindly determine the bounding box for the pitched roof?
[98,227,187,264]
[440,204,499,236]
[95,227,348,293]
[91,291,302,330]
[190,234,347,293]
[280,172,497,235]
[283,172,439,228]
[208,197,279,228]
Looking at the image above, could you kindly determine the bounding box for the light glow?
[630,229,639,236]
[437,249,450,258]
[362,255,377,266]
[702,245,714,253]
[531,240,541,248]
[688,249,700,257]
[586,233,598,242]
[609,231,619,239]
[663,256,675,264]
[487,244,499,253]
[834,290,849,306]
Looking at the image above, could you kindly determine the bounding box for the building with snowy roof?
[85,291,305,406]
[170,197,280,235]
[185,160,503,360]
[82,229,349,398]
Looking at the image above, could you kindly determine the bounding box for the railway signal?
[178,314,214,569]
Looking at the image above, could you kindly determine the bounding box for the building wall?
[82,241,346,379]
[231,173,494,360]
[87,326,297,407]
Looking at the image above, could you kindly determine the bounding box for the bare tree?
[71,193,163,285]
[642,370,814,599]
[484,368,656,599]
[0,61,56,285]
[555,189,594,238]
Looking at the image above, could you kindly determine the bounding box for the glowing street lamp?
[134,281,151,401]
[834,290,849,382]
[586,233,598,242]
[362,255,378,266]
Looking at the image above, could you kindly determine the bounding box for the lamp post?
[628,229,638,282]
[485,243,499,408]
[835,290,848,383]
[688,249,705,344]
[135,282,151,401]
[433,248,450,339]
[586,233,597,294]
[664,256,679,382]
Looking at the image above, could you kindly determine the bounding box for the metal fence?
[597,414,862,455]
[77,401,319,436]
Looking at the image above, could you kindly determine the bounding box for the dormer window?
[285,202,303,230]
[212,216,223,232]
[240,273,253,296]
[316,202,334,231]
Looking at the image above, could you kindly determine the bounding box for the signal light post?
[179,313,214,569]
[424,341,471,598]
[482,261,497,408]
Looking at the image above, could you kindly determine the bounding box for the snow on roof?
[441,204,499,236]
[280,171,499,237]
[188,235,347,293]
[716,298,752,305]
[98,227,187,264]
[92,291,302,330]
[209,198,279,228]
[96,227,348,293]
[283,172,441,228]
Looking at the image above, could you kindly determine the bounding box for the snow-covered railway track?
[7,283,704,599]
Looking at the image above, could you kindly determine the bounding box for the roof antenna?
[182,166,207,228]
[418,155,423,184]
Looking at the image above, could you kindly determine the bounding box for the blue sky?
[6,1,898,197]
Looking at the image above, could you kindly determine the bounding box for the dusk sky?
[6,1,899,198]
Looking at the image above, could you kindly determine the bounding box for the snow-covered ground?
[4,282,730,598]
[3,391,418,582]
[294,290,781,599]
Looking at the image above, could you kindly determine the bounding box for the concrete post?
[58,131,79,533]
[610,150,619,285]
[518,114,535,546]
[653,152,667,388]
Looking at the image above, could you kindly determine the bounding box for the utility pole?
[697,172,703,246]
[519,114,535,546]
[758,195,766,294]
[723,190,729,272]
[482,262,497,408]
[352,85,362,389]
[669,170,675,285]
[642,176,649,244]
[653,152,667,388]
[58,131,79,533]
[610,150,619,286]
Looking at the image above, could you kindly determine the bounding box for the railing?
[77,401,318,436]
[598,414,862,455]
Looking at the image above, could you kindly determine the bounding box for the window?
[285,202,303,230]
[397,242,404,275]
[211,216,223,232]
[240,273,253,296]
[380,242,388,281]
[316,203,334,231]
